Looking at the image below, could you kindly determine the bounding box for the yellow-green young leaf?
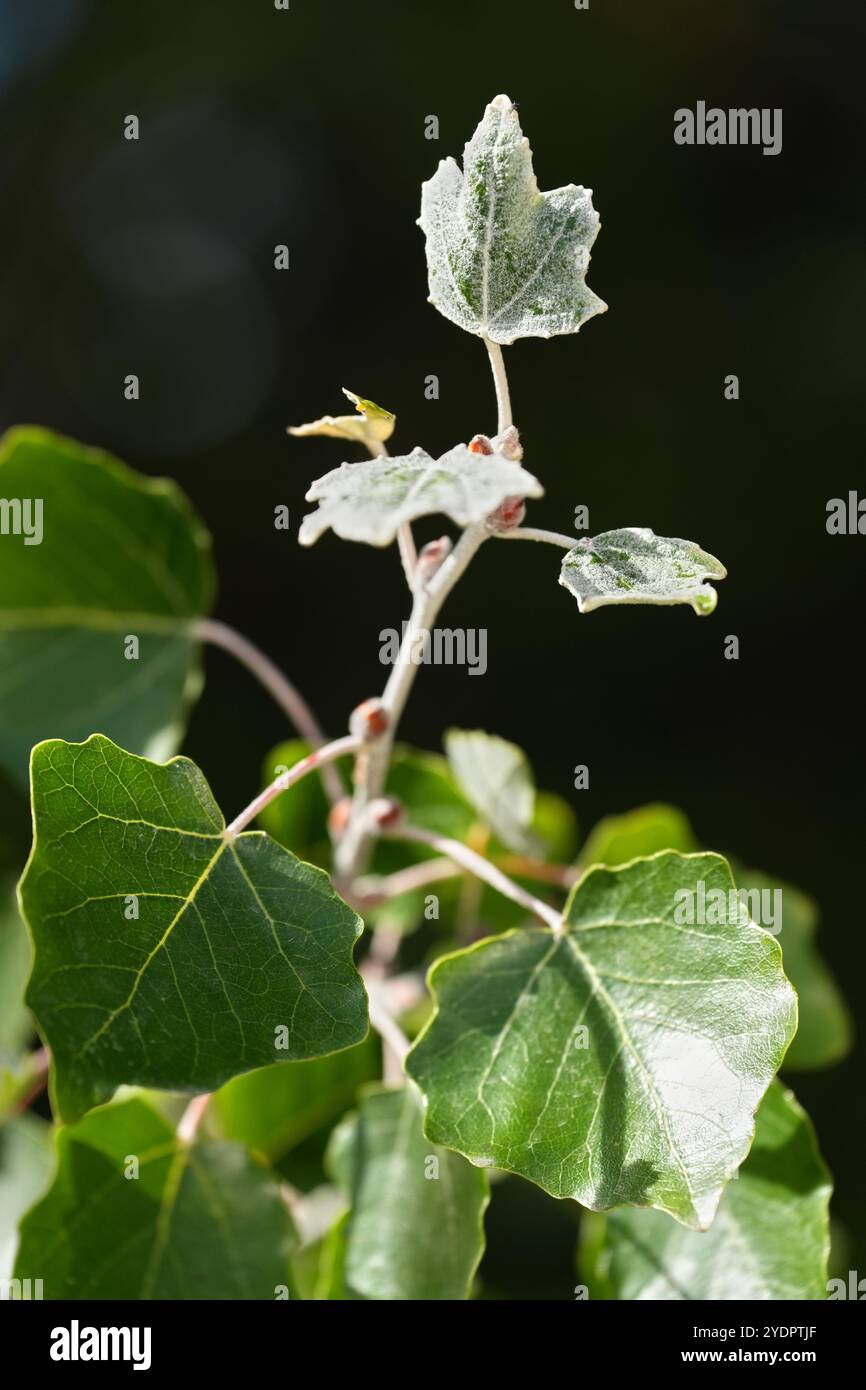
[419,94,606,345]
[560,529,726,616]
[299,444,542,547]
[579,803,698,868]
[288,388,395,450]
[328,1086,489,1300]
[213,1036,380,1161]
[0,428,214,785]
[581,1083,831,1300]
[13,1097,296,1299]
[739,870,851,1072]
[0,1113,54,1280]
[445,728,543,856]
[19,735,368,1124]
[407,852,797,1230]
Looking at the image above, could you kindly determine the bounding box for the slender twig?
[334,522,489,879]
[396,523,417,586]
[497,853,580,889]
[177,1092,212,1144]
[496,526,578,550]
[386,823,563,932]
[354,857,461,904]
[366,981,410,1083]
[484,336,513,435]
[194,618,343,804]
[225,734,360,839]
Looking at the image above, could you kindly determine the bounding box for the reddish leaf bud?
[468,433,494,455]
[349,698,389,742]
[327,796,353,839]
[486,495,527,531]
[415,534,453,584]
[366,796,404,832]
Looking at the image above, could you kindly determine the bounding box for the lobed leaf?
[407,851,797,1229]
[299,444,542,547]
[19,735,368,1123]
[560,528,726,616]
[419,94,606,344]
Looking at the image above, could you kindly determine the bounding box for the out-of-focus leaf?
[581,1083,831,1300]
[579,803,698,868]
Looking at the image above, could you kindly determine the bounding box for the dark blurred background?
[1,0,863,1297]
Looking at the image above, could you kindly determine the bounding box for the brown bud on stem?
[486,495,527,531]
[349,698,389,742]
[468,433,494,455]
[415,534,452,585]
[366,797,404,832]
[327,796,353,839]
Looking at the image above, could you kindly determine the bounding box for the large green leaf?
[0,1113,54,1280]
[300,444,542,547]
[0,428,215,785]
[213,1036,380,1161]
[328,1086,489,1300]
[419,94,606,344]
[407,852,796,1229]
[582,1082,831,1299]
[739,870,851,1071]
[20,735,369,1123]
[13,1097,296,1298]
[444,728,542,856]
[560,529,726,616]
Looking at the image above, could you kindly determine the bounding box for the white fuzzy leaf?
[419,94,606,345]
[560,528,727,616]
[300,445,543,547]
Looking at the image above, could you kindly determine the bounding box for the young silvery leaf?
[13,1097,297,1299]
[327,1086,489,1300]
[419,94,607,344]
[19,735,369,1123]
[0,428,214,785]
[299,443,542,546]
[560,528,726,615]
[407,851,797,1230]
[444,728,543,856]
[581,1083,831,1300]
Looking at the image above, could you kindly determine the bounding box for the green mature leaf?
[579,803,698,868]
[0,883,33,1061]
[419,94,606,344]
[407,851,797,1229]
[582,1083,831,1299]
[14,1097,296,1298]
[328,1086,489,1300]
[20,735,369,1123]
[0,428,214,785]
[560,529,726,616]
[299,444,542,547]
[0,1113,54,1280]
[739,870,851,1071]
[445,728,542,856]
[213,1036,380,1161]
